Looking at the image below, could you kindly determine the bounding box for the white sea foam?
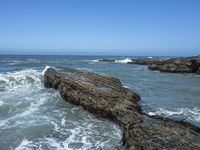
[147,107,200,122]
[0,100,4,106]
[7,60,25,65]
[76,68,93,72]
[42,66,52,75]
[61,118,66,126]
[147,57,153,59]
[0,66,55,92]
[123,85,130,89]
[15,139,32,150]
[0,67,122,149]
[13,98,46,119]
[44,138,64,149]
[27,59,42,63]
[194,74,200,78]
[0,69,41,92]
[115,58,132,64]
[91,59,99,62]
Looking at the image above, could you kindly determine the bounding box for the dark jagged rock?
[99,58,169,65]
[44,67,200,149]
[149,55,200,74]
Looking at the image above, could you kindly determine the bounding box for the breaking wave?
[147,107,200,123]
[0,69,42,92]
[0,67,122,150]
[115,58,132,64]
[91,59,99,62]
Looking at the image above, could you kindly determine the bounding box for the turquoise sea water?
[0,55,200,150]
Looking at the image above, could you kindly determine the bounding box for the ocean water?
[0,55,200,150]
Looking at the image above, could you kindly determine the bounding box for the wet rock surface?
[148,55,200,74]
[44,67,200,149]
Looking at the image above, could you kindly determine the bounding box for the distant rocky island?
[44,67,200,149]
[100,55,200,74]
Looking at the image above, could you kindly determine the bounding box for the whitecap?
[43,138,64,149]
[194,74,200,78]
[0,69,41,92]
[61,118,66,126]
[13,97,47,119]
[115,58,132,64]
[76,68,93,72]
[147,107,200,122]
[15,139,32,150]
[42,66,52,75]
[0,100,4,106]
[27,59,41,63]
[91,59,99,62]
[123,85,130,89]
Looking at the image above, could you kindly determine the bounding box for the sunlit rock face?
[149,55,200,74]
[44,67,200,149]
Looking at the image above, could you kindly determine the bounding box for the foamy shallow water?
[0,67,122,150]
[0,55,200,149]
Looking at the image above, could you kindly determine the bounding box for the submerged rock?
[44,67,200,149]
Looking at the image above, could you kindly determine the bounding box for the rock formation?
[128,58,169,65]
[99,58,169,65]
[99,55,200,74]
[44,67,200,149]
[149,55,200,74]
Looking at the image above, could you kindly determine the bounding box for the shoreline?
[99,55,200,74]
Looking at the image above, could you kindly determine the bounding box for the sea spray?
[115,58,132,63]
[0,66,122,150]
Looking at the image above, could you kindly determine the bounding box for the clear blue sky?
[0,0,200,56]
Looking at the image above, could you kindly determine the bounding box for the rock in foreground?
[44,67,200,149]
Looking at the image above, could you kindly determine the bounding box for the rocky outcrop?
[44,67,200,149]
[149,56,200,73]
[99,58,169,65]
[98,56,200,74]
[128,58,169,65]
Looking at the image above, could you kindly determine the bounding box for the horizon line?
[0,53,199,57]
